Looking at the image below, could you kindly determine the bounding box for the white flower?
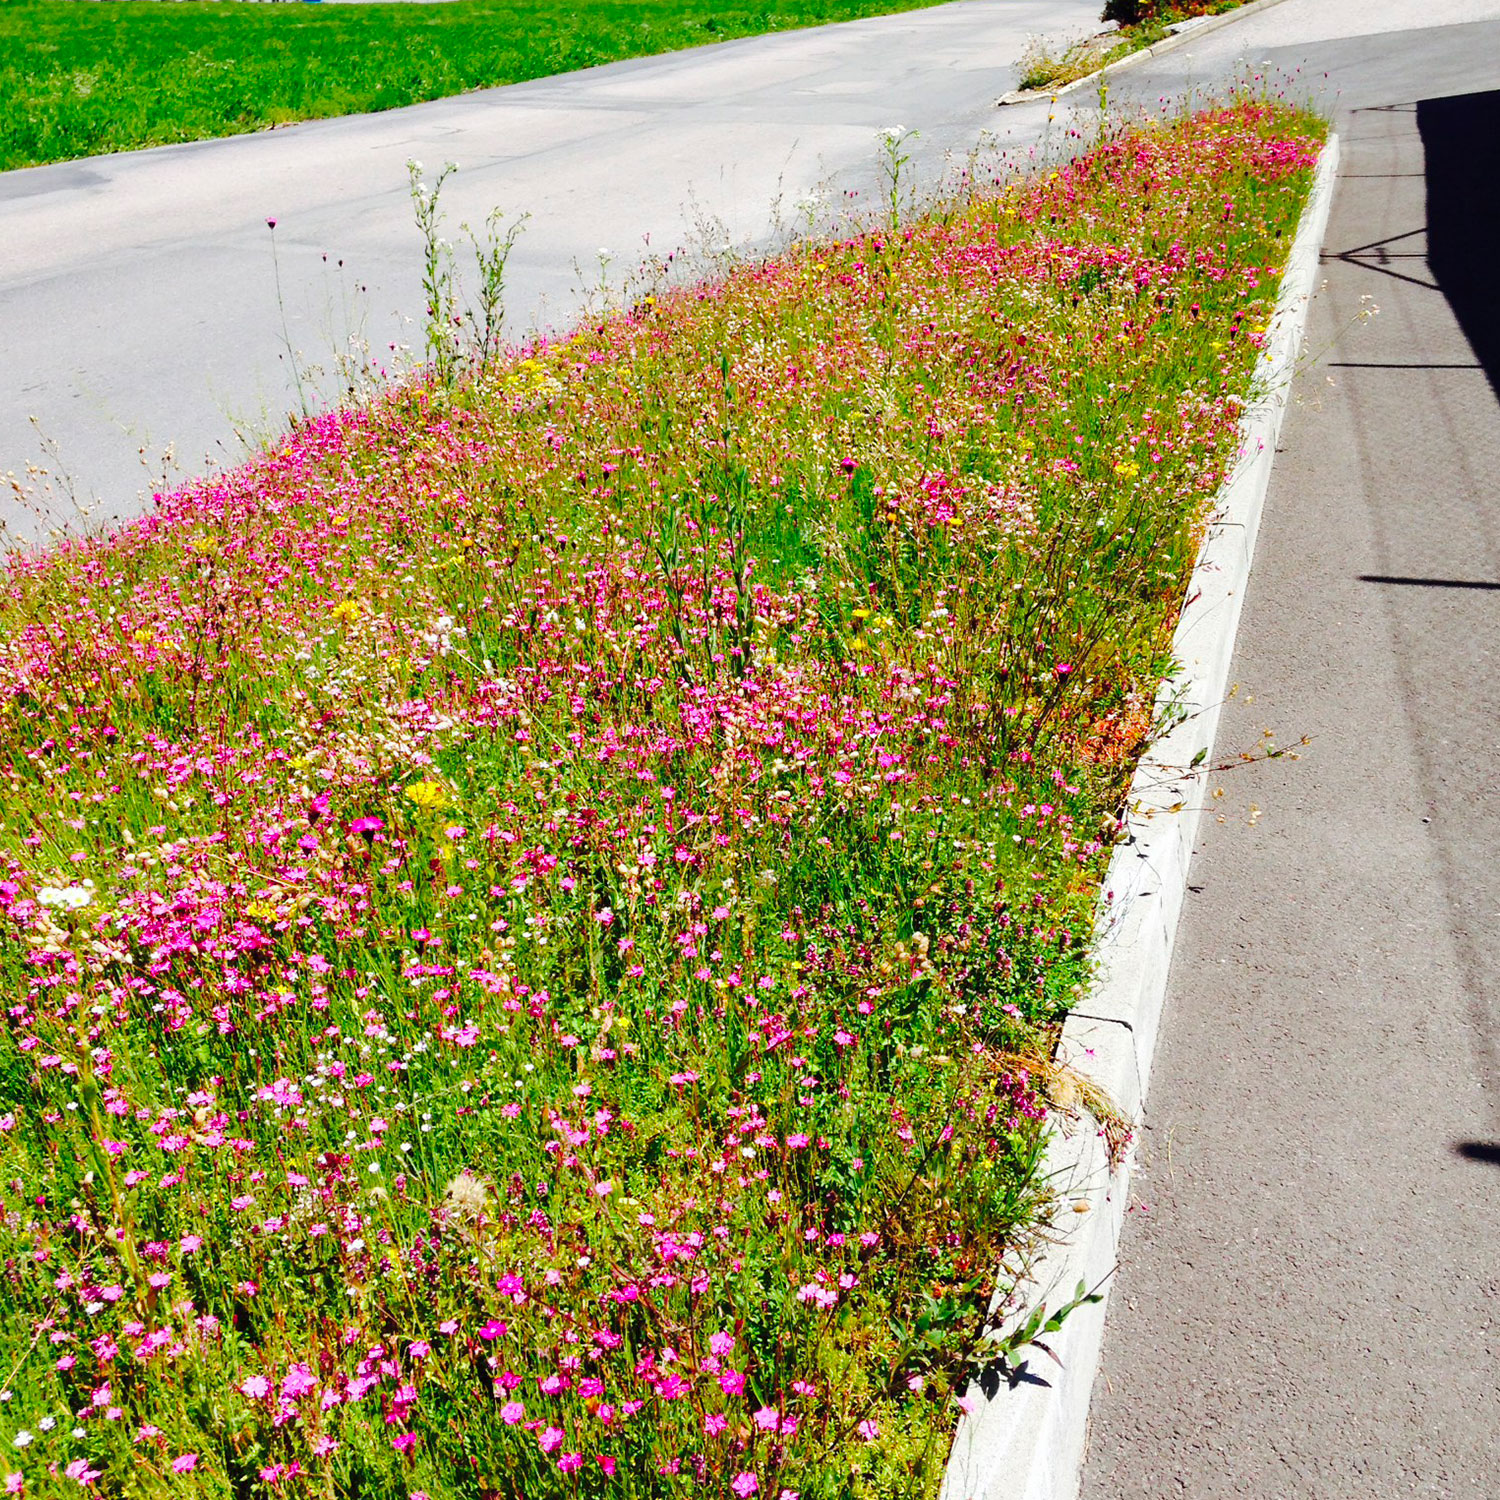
[878,125,906,142]
[12,1431,32,1448]
[37,881,92,910]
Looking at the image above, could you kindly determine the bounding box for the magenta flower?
[241,1376,270,1400]
[538,1426,565,1455]
[731,1473,759,1498]
[478,1319,507,1340]
[500,1402,525,1425]
[170,1455,198,1475]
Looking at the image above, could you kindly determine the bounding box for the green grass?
[2,0,965,171]
[1015,0,1250,94]
[0,102,1323,1498]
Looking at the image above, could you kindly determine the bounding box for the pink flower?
[719,1368,745,1396]
[391,1433,417,1455]
[171,1455,198,1475]
[704,1413,728,1436]
[752,1407,780,1433]
[538,1426,565,1455]
[597,1456,617,1477]
[731,1473,759,1498]
[556,1454,583,1474]
[708,1331,735,1356]
[5,1475,23,1496]
[500,1402,525,1425]
[857,1419,880,1441]
[478,1319,507,1341]
[281,1363,316,1399]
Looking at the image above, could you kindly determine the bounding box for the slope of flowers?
[0,104,1320,1500]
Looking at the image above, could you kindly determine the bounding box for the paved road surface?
[1081,12,1500,1499]
[9,0,1500,545]
[0,0,1104,542]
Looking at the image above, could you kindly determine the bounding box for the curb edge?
[997,0,1298,108]
[939,131,1342,1500]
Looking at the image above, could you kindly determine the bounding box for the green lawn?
[1,0,968,171]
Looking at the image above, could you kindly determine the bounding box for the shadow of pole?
[1453,1141,1500,1166]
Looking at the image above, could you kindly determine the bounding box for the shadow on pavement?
[1417,89,1500,403]
[1453,1141,1500,1166]
[1357,574,1500,591]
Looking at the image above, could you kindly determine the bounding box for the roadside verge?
[997,0,1296,107]
[940,131,1342,1500]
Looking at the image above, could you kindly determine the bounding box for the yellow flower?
[405,780,447,812]
[330,599,362,625]
[1113,460,1140,479]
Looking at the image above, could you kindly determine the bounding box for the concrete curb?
[939,132,1341,1500]
[997,0,1296,107]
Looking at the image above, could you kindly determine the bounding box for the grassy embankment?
[1017,0,1256,93]
[4,0,959,171]
[0,103,1321,1499]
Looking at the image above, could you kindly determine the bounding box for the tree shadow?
[1416,90,1500,403]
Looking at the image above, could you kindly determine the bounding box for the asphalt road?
[0,0,1103,543]
[1081,12,1500,1499]
[9,0,1500,546]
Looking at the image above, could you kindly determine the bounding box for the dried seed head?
[441,1170,491,1220]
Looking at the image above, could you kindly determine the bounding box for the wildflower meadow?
[0,103,1321,1499]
